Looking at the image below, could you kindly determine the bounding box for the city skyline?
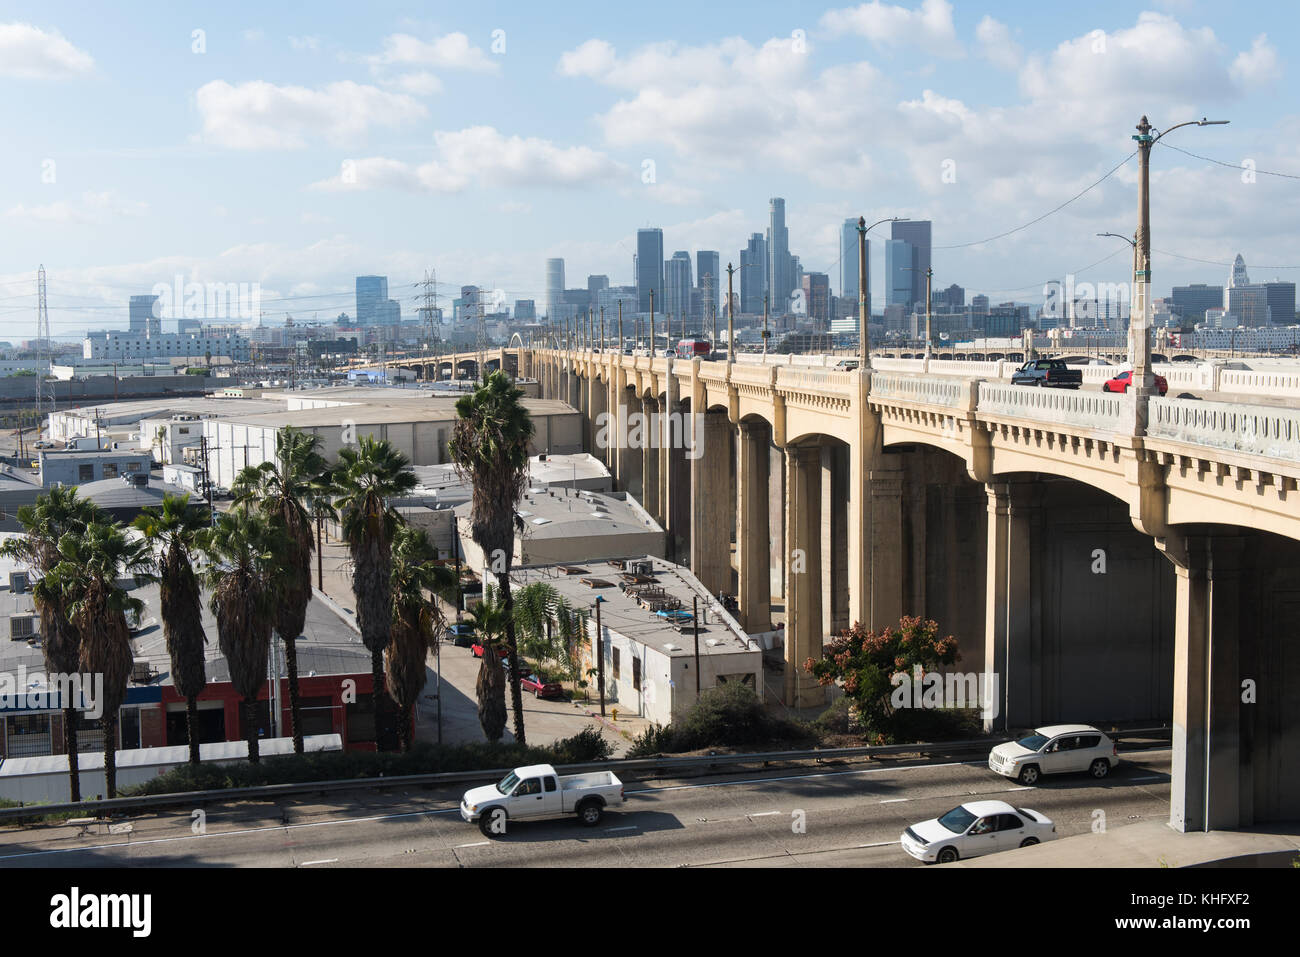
[1,2,1297,340]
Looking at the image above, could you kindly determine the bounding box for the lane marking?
[749,811,780,817]
[301,858,337,866]
[455,841,490,848]
[879,798,909,804]
[603,825,637,832]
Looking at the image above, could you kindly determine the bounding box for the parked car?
[1102,369,1169,396]
[518,672,564,699]
[447,623,475,648]
[987,723,1118,785]
[1010,358,1083,389]
[900,800,1057,864]
[471,641,508,659]
[460,764,624,836]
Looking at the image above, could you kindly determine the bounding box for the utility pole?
[595,597,606,717]
[726,264,737,366]
[599,306,605,354]
[617,300,624,354]
[857,217,870,368]
[925,267,933,361]
[703,273,716,353]
[649,289,656,358]
[762,293,769,357]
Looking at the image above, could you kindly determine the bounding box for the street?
[0,749,1172,868]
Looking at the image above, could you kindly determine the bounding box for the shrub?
[627,682,816,756]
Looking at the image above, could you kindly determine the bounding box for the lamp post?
[1128,116,1228,416]
[856,216,908,368]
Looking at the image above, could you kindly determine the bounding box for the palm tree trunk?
[397,704,412,753]
[102,713,119,799]
[284,637,304,754]
[371,648,391,752]
[244,697,260,763]
[62,707,81,802]
[186,695,201,766]
[499,574,526,746]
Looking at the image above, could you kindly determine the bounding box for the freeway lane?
[0,750,1171,868]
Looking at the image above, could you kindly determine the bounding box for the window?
[996,813,1024,831]
[346,695,376,744]
[543,776,557,793]
[298,696,336,737]
[78,464,94,482]
[103,463,118,479]
[9,572,28,594]
[611,647,620,681]
[1078,735,1101,749]
[10,617,35,639]
[127,462,142,473]
[516,778,541,796]
[632,657,641,692]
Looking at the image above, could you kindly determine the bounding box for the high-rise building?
[1171,284,1225,324]
[544,258,565,320]
[801,272,830,325]
[636,229,664,314]
[664,252,692,324]
[767,198,793,314]
[971,294,990,316]
[587,275,609,296]
[740,233,768,315]
[1264,281,1297,325]
[1228,254,1249,297]
[885,240,913,308]
[696,250,720,322]
[514,300,536,321]
[840,218,861,307]
[355,276,400,327]
[129,295,161,336]
[891,220,932,307]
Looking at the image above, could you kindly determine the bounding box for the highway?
[0,750,1171,868]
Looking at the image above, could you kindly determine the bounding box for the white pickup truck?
[460,763,624,836]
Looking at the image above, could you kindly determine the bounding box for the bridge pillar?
[982,480,1044,732]
[690,410,732,595]
[784,443,825,708]
[1162,532,1245,832]
[737,420,772,632]
[821,443,850,638]
[642,396,661,523]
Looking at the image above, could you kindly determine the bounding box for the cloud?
[975,16,1021,71]
[385,71,442,96]
[0,22,93,78]
[6,191,147,224]
[194,80,427,149]
[309,126,623,192]
[1230,34,1280,88]
[365,32,498,73]
[820,0,961,55]
[289,35,320,52]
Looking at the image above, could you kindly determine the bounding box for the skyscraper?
[129,294,160,335]
[1264,281,1297,325]
[740,233,768,315]
[665,251,692,323]
[545,258,565,320]
[636,229,664,314]
[696,250,720,321]
[768,198,793,314]
[355,276,388,326]
[885,240,913,308]
[891,220,932,307]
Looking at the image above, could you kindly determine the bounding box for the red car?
[519,672,564,699]
[471,642,508,659]
[1101,370,1168,396]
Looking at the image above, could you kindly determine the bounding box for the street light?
[1128,116,1228,418]
[856,216,909,368]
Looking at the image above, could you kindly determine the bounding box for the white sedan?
[900,800,1057,864]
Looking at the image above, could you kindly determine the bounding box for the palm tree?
[449,370,535,744]
[0,487,102,801]
[200,508,285,763]
[464,588,511,742]
[231,426,329,754]
[329,436,416,751]
[133,495,209,765]
[385,526,457,752]
[48,519,151,799]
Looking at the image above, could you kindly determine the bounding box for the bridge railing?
[869,372,978,411]
[774,367,859,395]
[1149,397,1300,462]
[977,381,1133,431]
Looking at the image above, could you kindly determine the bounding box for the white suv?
[988,724,1118,785]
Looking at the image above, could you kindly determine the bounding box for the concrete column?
[690,410,731,594]
[769,443,786,603]
[982,481,1043,731]
[821,443,849,638]
[1165,533,1244,832]
[737,420,772,632]
[641,396,660,522]
[783,444,824,708]
[623,389,644,503]
[868,464,904,630]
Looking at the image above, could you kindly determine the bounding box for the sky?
[0,0,1297,341]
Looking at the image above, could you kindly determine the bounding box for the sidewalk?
[954,819,1300,868]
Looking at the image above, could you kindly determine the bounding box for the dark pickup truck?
[1010,359,1082,389]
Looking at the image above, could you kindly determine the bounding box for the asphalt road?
[0,749,1172,868]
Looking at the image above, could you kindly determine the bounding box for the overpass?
[510,343,1300,835]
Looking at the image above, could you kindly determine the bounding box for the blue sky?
[0,0,1296,340]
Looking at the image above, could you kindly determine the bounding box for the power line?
[936,150,1138,249]
[1157,142,1300,181]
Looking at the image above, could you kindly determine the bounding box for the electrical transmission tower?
[36,264,49,414]
[416,269,440,366]
[475,286,488,381]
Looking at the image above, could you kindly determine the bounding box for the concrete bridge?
[510,344,1300,835]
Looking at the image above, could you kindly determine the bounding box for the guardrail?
[1148,396,1300,462]
[869,373,978,411]
[0,728,1171,825]
[978,381,1133,432]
